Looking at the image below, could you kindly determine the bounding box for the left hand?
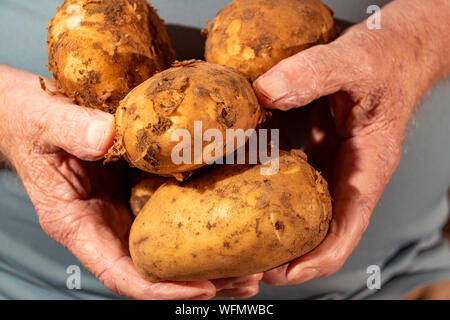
[0,66,261,299]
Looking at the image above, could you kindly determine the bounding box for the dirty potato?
[106,60,264,181]
[129,150,332,282]
[204,0,337,81]
[47,0,175,113]
[129,172,168,216]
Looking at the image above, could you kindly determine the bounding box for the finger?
[40,103,115,161]
[264,132,402,286]
[215,285,260,299]
[212,274,263,290]
[94,254,216,300]
[81,231,216,300]
[253,33,370,110]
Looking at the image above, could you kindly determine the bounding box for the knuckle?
[20,108,48,152]
[295,47,328,79]
[55,106,88,140]
[292,48,329,96]
[36,104,91,152]
[25,105,50,136]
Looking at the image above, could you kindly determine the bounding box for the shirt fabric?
[0,0,449,300]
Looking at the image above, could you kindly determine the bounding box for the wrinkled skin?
[252,0,450,285]
[0,66,262,299]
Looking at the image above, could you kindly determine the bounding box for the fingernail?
[254,72,290,101]
[287,267,319,284]
[86,117,111,151]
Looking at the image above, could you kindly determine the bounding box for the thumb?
[41,103,115,161]
[253,41,363,110]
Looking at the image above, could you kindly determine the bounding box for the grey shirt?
[0,0,449,300]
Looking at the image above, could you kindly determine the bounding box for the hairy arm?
[381,0,450,91]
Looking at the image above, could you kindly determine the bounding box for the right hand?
[0,65,261,299]
[252,0,449,286]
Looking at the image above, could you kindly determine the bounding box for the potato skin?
[205,0,336,81]
[129,150,332,282]
[47,0,175,113]
[106,60,264,180]
[130,172,168,217]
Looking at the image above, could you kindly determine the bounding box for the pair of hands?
[0,0,447,299]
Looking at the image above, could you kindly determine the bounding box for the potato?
[105,60,264,181]
[129,150,332,282]
[204,0,336,81]
[129,172,168,216]
[47,0,175,113]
